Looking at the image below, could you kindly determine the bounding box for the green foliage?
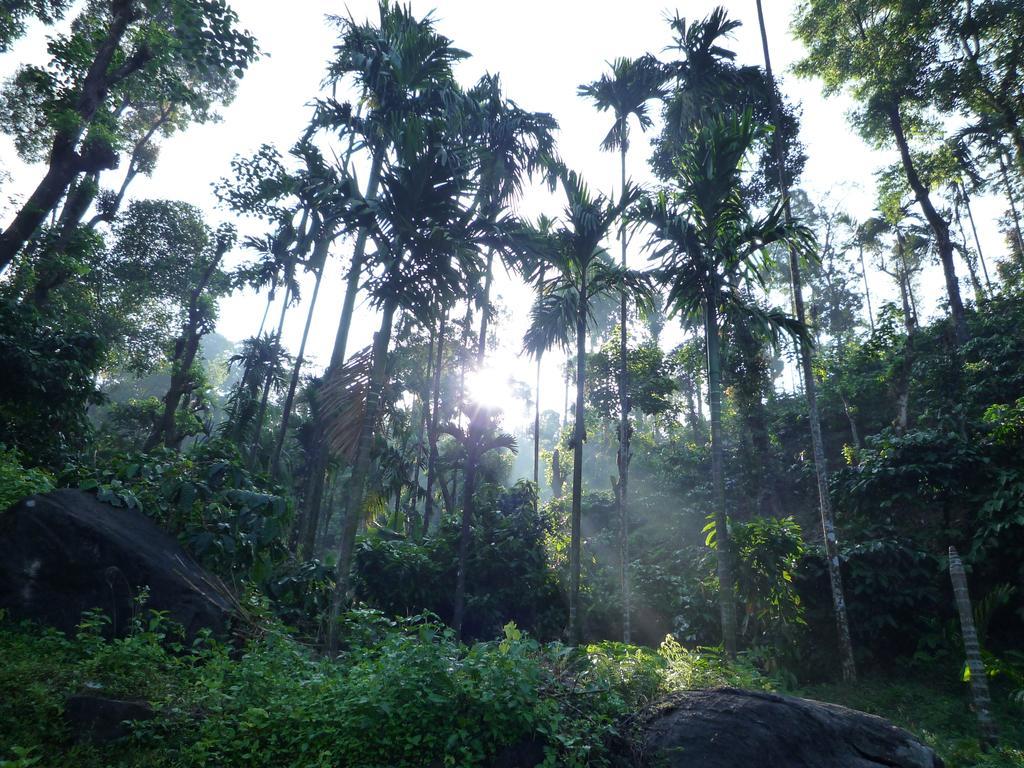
[799,675,1024,768]
[0,447,54,510]
[68,440,291,583]
[0,299,105,467]
[732,516,806,651]
[0,611,638,768]
[353,481,565,641]
[586,332,677,420]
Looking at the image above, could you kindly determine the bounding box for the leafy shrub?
[732,516,807,655]
[67,440,292,583]
[0,299,105,467]
[0,610,632,768]
[0,447,54,510]
[353,481,565,641]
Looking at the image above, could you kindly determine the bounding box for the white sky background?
[0,0,1014,430]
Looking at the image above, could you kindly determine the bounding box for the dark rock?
[633,688,942,768]
[0,489,232,639]
[491,735,546,768]
[64,695,154,743]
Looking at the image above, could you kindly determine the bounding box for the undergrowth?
[3,607,1020,767]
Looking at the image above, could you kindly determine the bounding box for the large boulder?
[0,489,232,638]
[64,695,155,743]
[632,688,942,768]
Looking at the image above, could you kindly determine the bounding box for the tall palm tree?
[641,111,811,658]
[754,0,857,681]
[444,404,517,640]
[303,0,469,557]
[465,73,558,366]
[524,167,644,645]
[318,0,469,372]
[325,136,493,653]
[270,141,354,481]
[579,53,665,644]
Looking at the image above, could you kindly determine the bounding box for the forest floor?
[2,616,1023,768]
[799,674,1024,768]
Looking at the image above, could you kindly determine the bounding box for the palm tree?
[444,404,517,640]
[579,53,665,645]
[325,135,493,653]
[466,73,558,366]
[640,111,811,658]
[318,0,469,372]
[303,0,469,560]
[524,167,644,645]
[270,141,354,481]
[754,0,857,681]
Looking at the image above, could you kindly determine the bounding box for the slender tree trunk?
[303,147,384,555]
[329,150,385,369]
[272,236,331,480]
[893,235,916,435]
[841,395,861,448]
[476,250,495,365]
[534,353,542,512]
[256,288,275,338]
[249,286,291,469]
[617,143,632,645]
[326,295,397,653]
[453,445,479,642]
[961,185,992,290]
[423,312,447,533]
[998,152,1024,263]
[143,252,222,452]
[955,209,986,304]
[859,244,875,333]
[569,282,588,646]
[563,364,570,425]
[705,294,737,658]
[407,327,435,530]
[948,546,999,749]
[886,103,968,344]
[756,0,855,679]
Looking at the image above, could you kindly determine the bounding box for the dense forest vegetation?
[1,1,1023,766]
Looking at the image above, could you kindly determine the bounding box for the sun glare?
[465,367,515,412]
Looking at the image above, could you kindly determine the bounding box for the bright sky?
[0,0,1013,429]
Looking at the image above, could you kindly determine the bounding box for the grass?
[798,668,1024,768]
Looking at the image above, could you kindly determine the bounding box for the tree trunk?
[453,445,478,642]
[757,0,856,678]
[272,235,331,480]
[143,253,222,452]
[961,186,992,290]
[328,150,384,369]
[841,395,861,449]
[705,294,737,658]
[534,353,542,512]
[407,327,435,531]
[423,312,447,533]
[301,148,384,551]
[954,207,986,304]
[569,282,587,645]
[858,244,875,333]
[948,546,999,749]
[476,250,495,365]
[998,152,1024,264]
[893,233,916,434]
[0,0,145,270]
[886,103,968,344]
[249,286,292,469]
[617,143,632,645]
[326,295,397,653]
